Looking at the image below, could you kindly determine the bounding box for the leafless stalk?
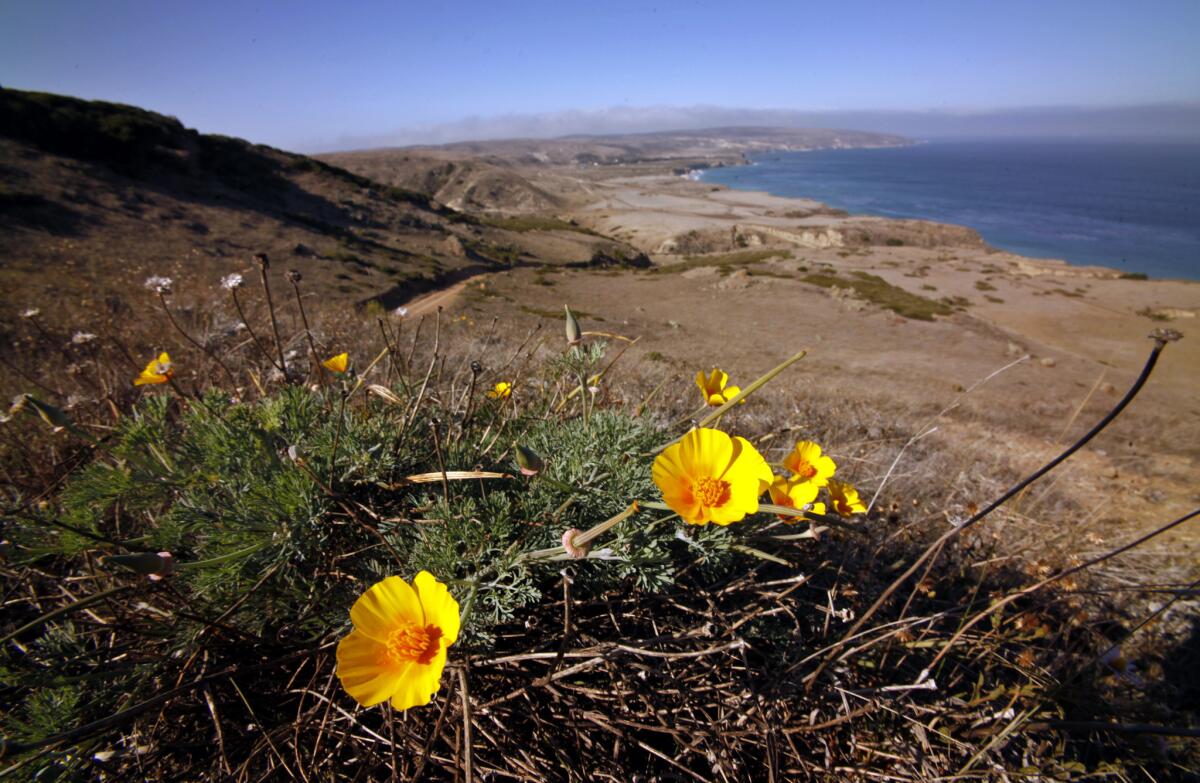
[929,505,1200,669]
[458,666,473,783]
[155,290,238,387]
[808,332,1177,689]
[254,253,289,379]
[229,287,284,372]
[289,270,322,384]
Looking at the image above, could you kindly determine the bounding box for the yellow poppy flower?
[336,571,460,710]
[134,352,173,386]
[768,474,819,521]
[652,427,772,526]
[695,368,743,407]
[782,440,837,487]
[322,352,349,373]
[486,381,512,399]
[827,479,867,516]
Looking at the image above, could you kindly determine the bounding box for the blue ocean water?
[699,140,1200,280]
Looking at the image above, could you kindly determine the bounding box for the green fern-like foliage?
[6,363,785,765]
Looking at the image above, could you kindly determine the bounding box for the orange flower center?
[385,622,443,666]
[794,460,817,479]
[693,476,731,508]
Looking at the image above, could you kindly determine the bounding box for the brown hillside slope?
[0,89,640,327]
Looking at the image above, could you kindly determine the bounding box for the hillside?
[0,89,640,325]
[394,125,909,167]
[322,126,909,214]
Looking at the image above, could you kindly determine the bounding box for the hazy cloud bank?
[317,103,1200,152]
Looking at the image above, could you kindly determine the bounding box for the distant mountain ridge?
[343,125,910,167]
[322,126,908,213]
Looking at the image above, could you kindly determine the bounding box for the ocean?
[698,140,1200,280]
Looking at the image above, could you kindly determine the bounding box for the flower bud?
[11,394,74,432]
[366,384,403,405]
[287,269,302,283]
[105,551,177,580]
[564,305,581,346]
[253,252,270,270]
[515,444,544,476]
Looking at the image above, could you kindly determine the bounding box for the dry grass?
[2,286,1198,779]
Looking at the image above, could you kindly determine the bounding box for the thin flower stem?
[13,509,125,547]
[398,309,441,444]
[0,351,60,397]
[329,390,347,488]
[458,580,480,627]
[347,346,390,399]
[166,376,195,403]
[176,541,269,570]
[1087,573,1200,673]
[806,331,1178,690]
[405,313,426,375]
[230,288,283,372]
[457,666,474,782]
[429,420,451,503]
[256,260,289,379]
[928,505,1200,670]
[0,584,137,647]
[376,318,394,386]
[290,456,336,497]
[578,368,589,430]
[460,362,481,431]
[292,278,323,385]
[157,292,238,386]
[518,501,642,562]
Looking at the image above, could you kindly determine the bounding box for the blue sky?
[2,0,1198,150]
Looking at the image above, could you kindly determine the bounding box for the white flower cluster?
[221,273,244,290]
[71,332,98,345]
[144,275,174,294]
